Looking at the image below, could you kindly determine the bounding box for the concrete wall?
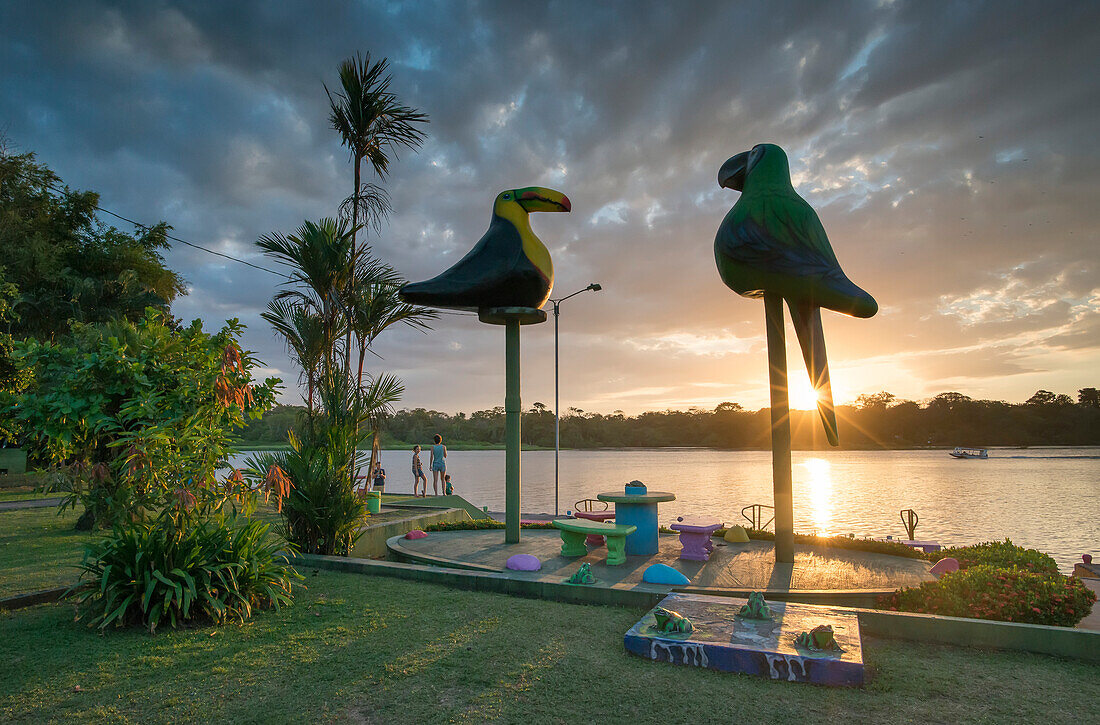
[351,507,472,559]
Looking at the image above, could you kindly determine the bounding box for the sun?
[788,373,820,411]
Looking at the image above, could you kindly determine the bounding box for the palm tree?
[326,52,429,375]
[344,264,437,486]
[346,264,438,389]
[261,298,325,413]
[256,218,359,392]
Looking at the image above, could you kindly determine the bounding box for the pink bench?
[574,510,616,546]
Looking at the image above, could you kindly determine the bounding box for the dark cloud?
[2,0,1097,412]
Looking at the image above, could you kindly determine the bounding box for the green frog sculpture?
[737,591,772,620]
[652,606,694,635]
[566,562,596,585]
[794,624,841,651]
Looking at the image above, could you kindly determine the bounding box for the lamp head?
[588,283,602,292]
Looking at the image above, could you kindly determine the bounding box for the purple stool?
[670,517,723,561]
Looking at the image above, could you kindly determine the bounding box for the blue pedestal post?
[617,502,659,556]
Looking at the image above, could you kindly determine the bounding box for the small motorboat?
[949,447,988,459]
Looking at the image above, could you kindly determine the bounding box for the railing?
[900,508,919,540]
[741,504,775,532]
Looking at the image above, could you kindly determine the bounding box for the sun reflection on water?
[802,457,832,534]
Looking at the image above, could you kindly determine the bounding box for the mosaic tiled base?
[624,592,864,687]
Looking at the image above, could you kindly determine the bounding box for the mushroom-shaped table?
[596,485,675,556]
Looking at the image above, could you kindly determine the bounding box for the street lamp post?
[550,283,602,516]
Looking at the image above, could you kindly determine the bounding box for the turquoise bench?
[551,518,636,566]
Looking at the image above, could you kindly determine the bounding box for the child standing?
[411,445,427,497]
[444,473,453,496]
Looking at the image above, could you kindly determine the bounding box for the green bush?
[249,438,365,556]
[925,539,1059,574]
[4,312,278,528]
[72,509,301,632]
[876,565,1096,626]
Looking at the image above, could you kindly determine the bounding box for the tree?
[1077,388,1099,408]
[257,218,357,391]
[2,311,278,528]
[855,391,896,412]
[326,52,429,376]
[927,392,973,410]
[1026,390,1057,406]
[0,268,31,442]
[0,146,185,342]
[261,298,326,413]
[345,265,436,389]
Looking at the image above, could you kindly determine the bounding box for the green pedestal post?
[479,306,546,546]
[504,316,522,544]
[764,293,795,563]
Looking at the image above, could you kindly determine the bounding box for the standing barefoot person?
[412,445,427,497]
[430,434,447,496]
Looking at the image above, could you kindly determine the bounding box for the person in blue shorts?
[411,445,427,497]
[430,434,447,496]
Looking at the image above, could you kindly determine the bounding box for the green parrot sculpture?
[399,187,570,311]
[715,144,877,445]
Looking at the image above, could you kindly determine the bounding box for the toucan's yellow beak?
[514,186,571,213]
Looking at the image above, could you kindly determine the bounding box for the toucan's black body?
[400,214,549,311]
[400,186,568,312]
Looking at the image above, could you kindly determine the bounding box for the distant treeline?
[237,389,1100,449]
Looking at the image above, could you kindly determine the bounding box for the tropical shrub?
[3,311,278,528]
[249,430,366,556]
[72,471,301,632]
[925,539,1059,574]
[876,565,1096,626]
[73,513,299,632]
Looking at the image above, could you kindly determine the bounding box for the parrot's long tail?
[789,301,839,446]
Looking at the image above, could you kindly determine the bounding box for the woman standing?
[430,434,447,496]
[411,445,427,497]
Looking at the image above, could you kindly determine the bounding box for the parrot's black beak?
[718,151,750,191]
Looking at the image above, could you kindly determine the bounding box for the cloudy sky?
[3,0,1098,414]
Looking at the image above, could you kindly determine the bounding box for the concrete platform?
[624,592,864,686]
[387,529,934,606]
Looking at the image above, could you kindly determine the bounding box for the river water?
[234,447,1099,573]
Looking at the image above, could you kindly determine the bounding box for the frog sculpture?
[737,591,772,620]
[793,624,840,651]
[652,606,694,635]
[566,562,596,585]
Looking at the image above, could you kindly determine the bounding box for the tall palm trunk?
[345,155,361,383]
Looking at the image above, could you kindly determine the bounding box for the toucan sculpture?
[715,143,877,445]
[399,187,571,311]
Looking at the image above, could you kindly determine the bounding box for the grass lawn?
[2,505,1097,723]
[0,491,56,502]
[0,508,91,597]
[1,571,1096,724]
